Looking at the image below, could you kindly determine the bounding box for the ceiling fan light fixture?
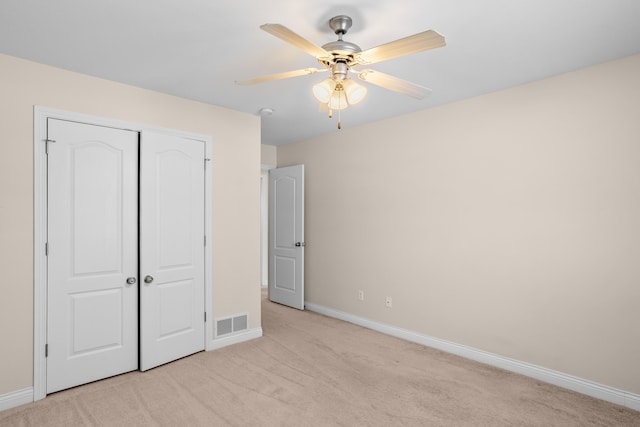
[312,78,336,103]
[342,79,367,105]
[328,85,348,111]
[314,78,366,110]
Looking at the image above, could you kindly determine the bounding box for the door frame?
[33,106,213,401]
[260,163,275,288]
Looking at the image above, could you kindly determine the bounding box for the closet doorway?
[33,108,213,398]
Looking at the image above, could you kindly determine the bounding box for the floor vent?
[216,314,248,337]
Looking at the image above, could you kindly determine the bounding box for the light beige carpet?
[2,292,638,426]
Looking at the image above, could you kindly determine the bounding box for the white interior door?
[47,119,139,393]
[269,165,305,310]
[140,132,205,371]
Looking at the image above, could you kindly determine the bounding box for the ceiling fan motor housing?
[319,15,363,79]
[322,40,362,55]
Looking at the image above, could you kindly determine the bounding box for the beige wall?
[278,54,640,394]
[0,53,261,395]
[261,144,277,166]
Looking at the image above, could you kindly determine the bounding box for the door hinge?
[204,235,206,247]
[204,312,207,322]
[44,139,56,155]
[45,242,49,256]
[45,344,48,358]
[204,158,211,170]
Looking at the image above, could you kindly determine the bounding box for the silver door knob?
[144,275,154,284]
[126,277,136,285]
[295,242,306,247]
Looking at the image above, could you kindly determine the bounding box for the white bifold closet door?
[139,132,205,371]
[47,120,205,394]
[47,119,139,393]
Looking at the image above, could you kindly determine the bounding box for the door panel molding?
[33,106,213,401]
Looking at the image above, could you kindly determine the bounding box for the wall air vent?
[215,314,248,337]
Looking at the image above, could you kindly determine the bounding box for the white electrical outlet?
[385,297,392,308]
[358,290,364,301]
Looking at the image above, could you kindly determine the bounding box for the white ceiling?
[1,1,640,146]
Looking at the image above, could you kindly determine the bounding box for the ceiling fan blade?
[357,70,432,99]
[356,30,445,65]
[261,23,330,59]
[236,68,327,85]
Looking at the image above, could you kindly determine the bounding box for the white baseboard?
[305,302,640,412]
[0,387,33,412]
[627,394,640,412]
[0,329,263,413]
[208,327,263,351]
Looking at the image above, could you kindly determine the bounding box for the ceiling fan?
[236,15,446,128]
